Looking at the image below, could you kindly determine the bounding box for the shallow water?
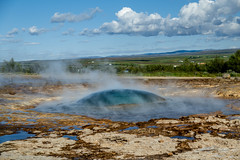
[0,131,35,143]
[171,136,195,140]
[62,135,78,141]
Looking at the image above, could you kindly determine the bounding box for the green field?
[105,54,230,66]
[73,49,238,66]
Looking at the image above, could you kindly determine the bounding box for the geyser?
[77,89,165,107]
[34,88,240,122]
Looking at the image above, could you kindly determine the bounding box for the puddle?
[27,119,37,122]
[0,121,8,124]
[121,126,139,131]
[147,126,158,128]
[61,126,71,130]
[171,136,195,140]
[228,116,240,120]
[48,128,54,131]
[72,125,82,130]
[177,124,190,128]
[177,124,189,127]
[62,135,78,141]
[0,131,35,143]
[218,131,237,135]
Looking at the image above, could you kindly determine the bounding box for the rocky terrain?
[0,74,240,159]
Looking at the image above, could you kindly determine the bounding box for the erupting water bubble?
[77,89,165,107]
[34,89,240,122]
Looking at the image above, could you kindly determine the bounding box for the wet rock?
[210,124,229,130]
[222,73,231,79]
[49,133,58,138]
[168,133,240,160]
[205,116,226,123]
[1,76,240,159]
[0,137,76,160]
[229,119,240,127]
[80,129,93,137]
[156,119,180,124]
[188,117,202,123]
[82,132,178,157]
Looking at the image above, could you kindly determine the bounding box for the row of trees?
[116,50,240,74]
[1,50,240,75]
[0,58,42,74]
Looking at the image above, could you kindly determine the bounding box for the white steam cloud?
[1,62,238,122]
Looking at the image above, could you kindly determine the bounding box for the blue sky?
[0,0,240,61]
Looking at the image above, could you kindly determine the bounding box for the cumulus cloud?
[51,7,101,23]
[28,26,47,35]
[80,0,240,37]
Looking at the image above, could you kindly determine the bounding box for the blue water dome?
[77,89,165,107]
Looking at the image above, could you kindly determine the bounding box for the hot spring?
[77,89,165,107]
[34,89,240,122]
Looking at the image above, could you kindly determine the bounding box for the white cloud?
[80,0,240,37]
[51,7,101,23]
[0,38,21,43]
[24,42,40,45]
[1,28,19,38]
[22,28,26,32]
[7,28,19,36]
[62,28,75,36]
[28,26,47,35]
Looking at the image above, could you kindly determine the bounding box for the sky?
[0,0,240,61]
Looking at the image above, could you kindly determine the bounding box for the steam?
[34,61,239,122]
[1,61,239,122]
[38,60,155,97]
[35,95,237,122]
[31,60,155,109]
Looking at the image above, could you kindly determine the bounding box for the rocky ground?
[0,74,240,159]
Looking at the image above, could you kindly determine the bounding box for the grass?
[109,54,231,66]
[123,71,218,77]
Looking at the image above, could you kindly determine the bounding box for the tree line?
[1,50,240,76]
[0,58,42,74]
[116,50,240,75]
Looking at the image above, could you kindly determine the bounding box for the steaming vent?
[34,88,239,122]
[77,89,165,107]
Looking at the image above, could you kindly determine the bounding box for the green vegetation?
[113,50,240,77]
[0,58,22,73]
[227,50,240,73]
[1,49,240,77]
[0,58,42,74]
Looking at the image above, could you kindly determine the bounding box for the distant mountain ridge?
[105,48,239,59]
[133,50,203,56]
[2,48,239,64]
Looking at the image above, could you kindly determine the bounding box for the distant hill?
[1,48,239,65]
[105,48,239,59]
